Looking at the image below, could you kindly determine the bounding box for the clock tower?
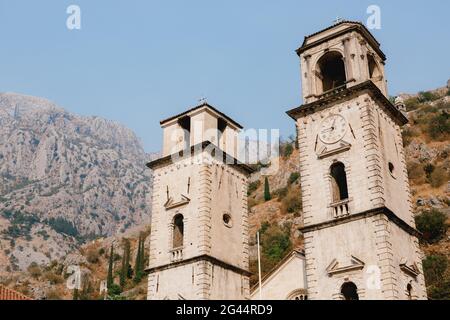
[287,21,427,300]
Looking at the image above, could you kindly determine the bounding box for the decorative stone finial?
[395,96,406,114]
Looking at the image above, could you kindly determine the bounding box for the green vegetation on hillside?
[416,209,448,243]
[250,222,292,286]
[1,210,40,241]
[46,217,78,238]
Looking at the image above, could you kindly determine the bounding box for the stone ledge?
[300,206,421,238]
[146,254,252,277]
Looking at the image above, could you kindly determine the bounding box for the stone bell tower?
[287,21,427,300]
[146,102,253,300]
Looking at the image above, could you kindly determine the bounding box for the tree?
[261,224,291,262]
[133,236,143,283]
[72,288,79,300]
[423,254,448,286]
[139,235,146,274]
[120,239,131,289]
[132,234,147,284]
[107,244,114,289]
[415,209,448,243]
[264,177,271,201]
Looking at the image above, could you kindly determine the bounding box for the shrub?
[27,262,41,279]
[260,224,292,262]
[429,166,448,188]
[259,221,270,235]
[288,172,300,185]
[423,163,435,181]
[283,144,294,158]
[429,279,450,300]
[423,254,448,286]
[282,190,302,214]
[404,97,422,111]
[247,180,260,196]
[427,111,450,140]
[415,209,448,243]
[247,197,261,209]
[86,248,100,264]
[46,289,62,300]
[407,161,425,184]
[44,272,64,285]
[402,127,419,146]
[108,283,122,296]
[276,187,288,200]
[418,91,439,103]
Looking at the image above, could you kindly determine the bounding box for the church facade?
[146,21,428,300]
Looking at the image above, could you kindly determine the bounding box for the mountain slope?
[0,93,153,273]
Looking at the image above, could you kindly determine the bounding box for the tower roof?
[159,102,243,129]
[296,20,386,61]
[0,284,32,300]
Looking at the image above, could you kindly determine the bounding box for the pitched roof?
[159,102,243,129]
[250,249,305,294]
[296,20,385,61]
[0,284,32,300]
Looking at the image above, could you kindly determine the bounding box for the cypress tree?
[264,177,271,201]
[73,288,79,300]
[107,244,114,289]
[139,235,146,273]
[120,239,130,289]
[133,236,142,283]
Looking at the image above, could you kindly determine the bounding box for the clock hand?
[331,117,337,130]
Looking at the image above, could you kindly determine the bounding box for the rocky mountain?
[0,93,153,273]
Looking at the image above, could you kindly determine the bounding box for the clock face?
[319,114,347,144]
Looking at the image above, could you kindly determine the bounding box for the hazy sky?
[0,1,449,151]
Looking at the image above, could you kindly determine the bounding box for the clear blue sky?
[1,0,449,152]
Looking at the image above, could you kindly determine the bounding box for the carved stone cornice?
[299,206,421,239]
[286,80,408,126]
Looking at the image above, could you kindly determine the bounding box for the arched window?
[316,52,347,93]
[330,162,349,202]
[341,282,359,300]
[178,116,191,150]
[287,289,308,300]
[173,214,184,248]
[368,55,381,80]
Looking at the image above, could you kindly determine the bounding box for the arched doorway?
[341,282,359,300]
